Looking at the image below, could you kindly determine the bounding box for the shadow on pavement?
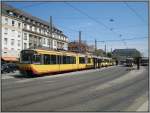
[12,74,37,79]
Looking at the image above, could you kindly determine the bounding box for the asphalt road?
[1,66,149,112]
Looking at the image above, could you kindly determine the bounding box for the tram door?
[98,59,100,68]
[93,58,97,69]
[85,56,88,68]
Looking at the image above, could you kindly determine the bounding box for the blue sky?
[5,1,148,57]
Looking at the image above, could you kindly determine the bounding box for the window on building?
[22,17,25,20]
[24,24,27,29]
[34,27,37,32]
[33,21,35,24]
[11,39,15,46]
[5,18,8,24]
[41,29,43,34]
[11,30,15,37]
[43,29,45,34]
[4,38,7,45]
[18,31,21,38]
[24,43,27,49]
[4,28,8,34]
[18,23,21,28]
[52,34,54,38]
[30,26,32,30]
[45,31,47,35]
[27,18,30,22]
[43,38,46,44]
[54,41,57,46]
[47,39,50,45]
[24,33,27,40]
[39,28,41,33]
[32,26,35,31]
[18,40,21,46]
[12,20,15,26]
[12,29,15,33]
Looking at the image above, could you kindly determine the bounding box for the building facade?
[1,3,69,61]
[112,48,141,63]
[68,41,89,53]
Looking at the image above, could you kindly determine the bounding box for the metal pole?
[105,44,106,56]
[78,31,81,52]
[95,39,97,52]
[49,16,52,49]
[79,31,81,44]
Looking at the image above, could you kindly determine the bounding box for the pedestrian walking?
[116,60,118,65]
[136,57,140,70]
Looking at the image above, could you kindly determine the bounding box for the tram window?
[63,56,67,64]
[21,54,32,64]
[88,58,91,63]
[66,56,70,64]
[79,57,85,64]
[32,54,41,64]
[70,56,74,64]
[51,55,56,64]
[43,54,51,64]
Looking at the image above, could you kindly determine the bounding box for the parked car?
[1,63,18,74]
[7,63,19,71]
[1,64,10,73]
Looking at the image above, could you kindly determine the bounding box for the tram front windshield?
[20,50,41,64]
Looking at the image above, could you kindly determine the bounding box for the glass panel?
[51,55,56,64]
[79,57,85,64]
[20,50,36,64]
[43,54,51,64]
[32,54,41,64]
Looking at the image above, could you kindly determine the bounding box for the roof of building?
[112,48,141,57]
[1,2,68,38]
[113,48,138,53]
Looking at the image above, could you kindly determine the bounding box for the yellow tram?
[18,49,114,76]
